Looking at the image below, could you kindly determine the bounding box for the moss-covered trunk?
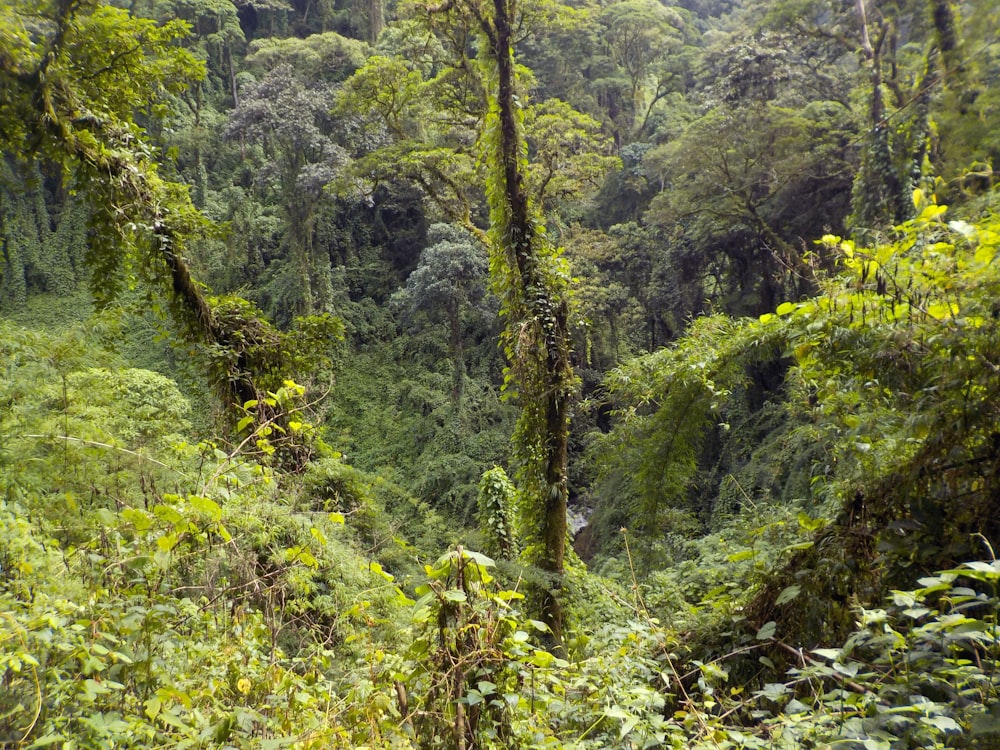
[478,0,574,648]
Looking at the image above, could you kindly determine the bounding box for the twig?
[774,641,869,694]
[21,434,189,478]
[1,612,42,744]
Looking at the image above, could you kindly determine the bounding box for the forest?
[2,0,1000,746]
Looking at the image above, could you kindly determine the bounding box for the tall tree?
[428,0,577,647]
[0,0,333,421]
[597,0,692,140]
[226,33,368,321]
[392,223,489,405]
[0,0,214,335]
[760,0,947,237]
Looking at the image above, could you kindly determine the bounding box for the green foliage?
[0,161,87,310]
[393,222,492,403]
[69,367,192,443]
[523,99,620,216]
[7,0,1000,746]
[244,32,370,82]
[0,0,337,424]
[402,547,527,748]
[205,294,344,444]
[0,492,399,748]
[224,62,351,320]
[0,318,410,748]
[595,194,1000,646]
[592,314,787,567]
[761,561,1000,748]
[298,455,455,582]
[324,344,515,523]
[596,0,694,137]
[0,0,263,421]
[644,100,851,314]
[477,467,517,561]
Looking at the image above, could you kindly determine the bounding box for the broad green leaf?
[833,661,859,677]
[144,696,162,720]
[811,648,841,661]
[797,512,827,532]
[310,526,327,545]
[604,706,630,720]
[755,621,776,640]
[153,504,183,525]
[27,736,66,748]
[189,495,222,521]
[775,585,802,605]
[966,561,1000,574]
[122,507,152,531]
[530,649,559,668]
[478,680,497,696]
[922,715,962,733]
[755,682,790,701]
[786,699,811,714]
[619,714,640,740]
[462,549,496,568]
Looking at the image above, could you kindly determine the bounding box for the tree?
[0,160,86,308]
[523,98,619,218]
[242,30,369,82]
[392,223,490,404]
[149,0,246,105]
[336,0,622,644]
[334,34,615,231]
[596,0,693,139]
[225,34,367,321]
[644,101,852,315]
[0,0,336,422]
[425,0,577,648]
[759,0,957,238]
[226,64,346,319]
[335,0,586,645]
[333,52,483,228]
[0,0,214,337]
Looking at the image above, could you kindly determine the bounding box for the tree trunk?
[448,303,465,406]
[850,0,904,234]
[483,0,573,651]
[367,0,384,44]
[226,44,239,108]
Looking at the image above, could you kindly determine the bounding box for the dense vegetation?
[3,0,1000,746]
